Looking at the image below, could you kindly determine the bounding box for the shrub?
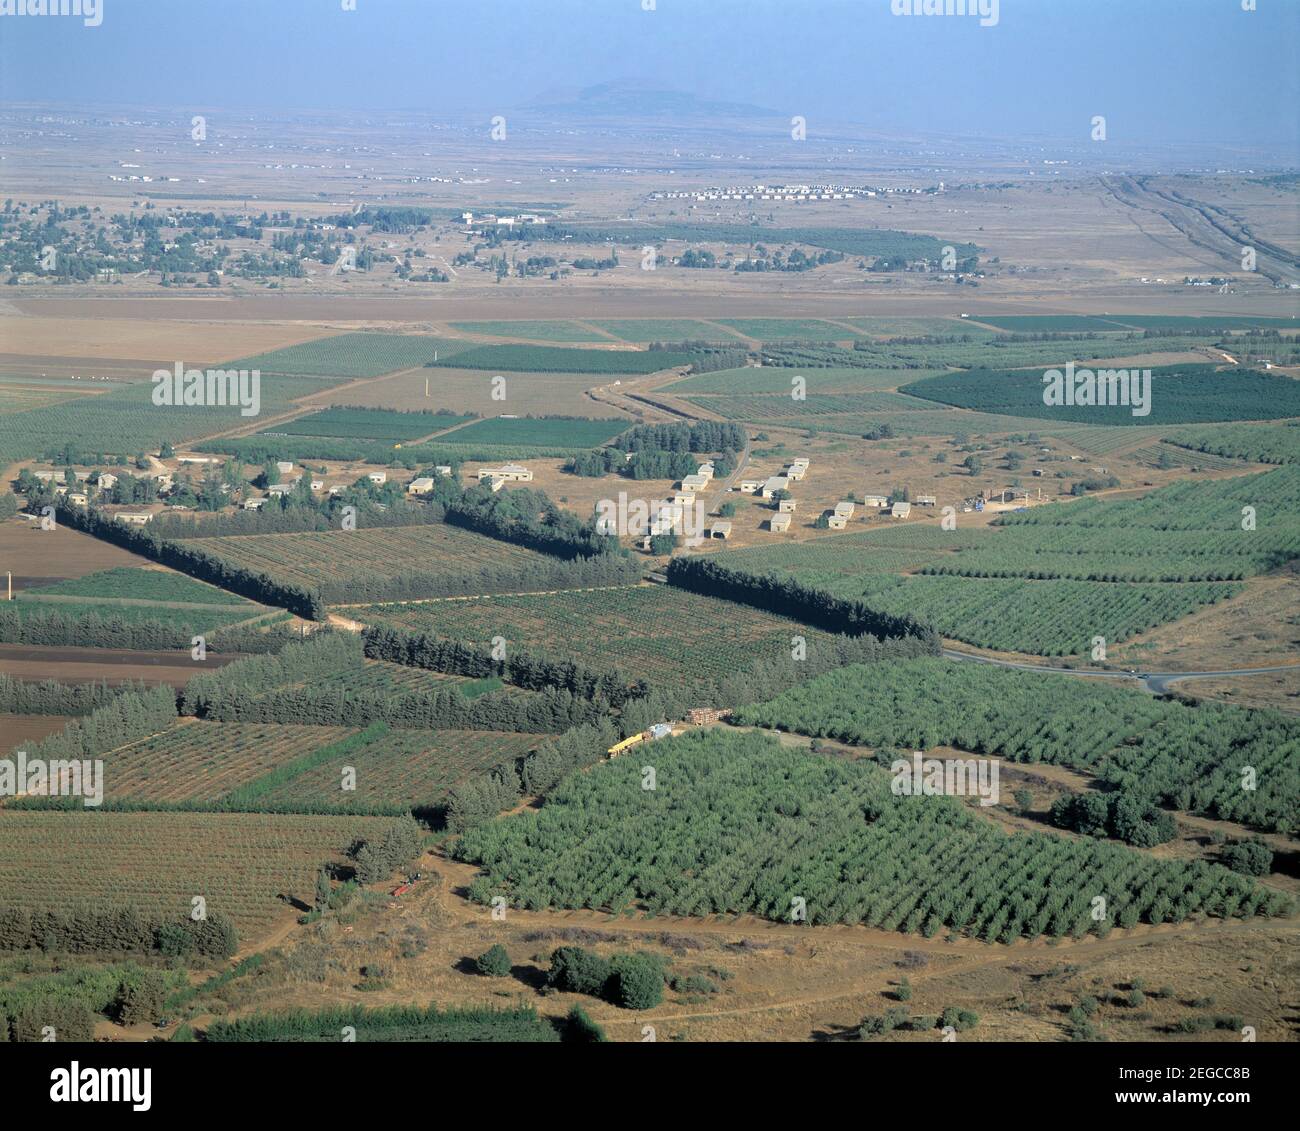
[475,944,512,978]
[564,1005,607,1043]
[114,970,167,1026]
[1220,840,1273,877]
[607,953,665,1011]
[547,947,611,997]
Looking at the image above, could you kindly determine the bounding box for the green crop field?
[453,729,1283,936]
[873,334,1217,372]
[434,416,630,447]
[98,721,357,804]
[851,574,1243,655]
[353,584,840,692]
[1128,443,1244,471]
[0,811,408,939]
[267,407,473,441]
[21,566,254,606]
[734,658,1299,833]
[426,345,696,374]
[713,318,855,341]
[0,374,354,468]
[7,597,262,636]
[902,364,1300,425]
[967,315,1136,333]
[842,317,999,339]
[668,366,918,395]
[590,319,747,342]
[448,320,611,342]
[187,524,557,594]
[1164,423,1300,465]
[683,391,933,421]
[226,333,476,376]
[254,728,547,813]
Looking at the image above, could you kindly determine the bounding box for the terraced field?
[0,811,407,939]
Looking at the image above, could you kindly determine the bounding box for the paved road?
[941,648,1299,695]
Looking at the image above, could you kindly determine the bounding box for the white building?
[407,477,436,495]
[477,464,532,483]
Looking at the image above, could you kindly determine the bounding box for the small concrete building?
[478,464,532,483]
[891,501,912,518]
[407,477,436,495]
[367,471,388,485]
[863,495,890,508]
[761,475,791,499]
[778,498,796,513]
[709,521,732,540]
[66,492,89,508]
[96,473,118,491]
[242,498,267,510]
[739,478,765,494]
[833,501,855,520]
[827,514,848,530]
[276,461,294,476]
[114,512,153,525]
[681,473,710,493]
[769,513,792,532]
[266,483,293,497]
[915,495,937,507]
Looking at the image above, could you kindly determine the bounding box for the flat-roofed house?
[242,498,266,510]
[761,475,791,499]
[367,471,387,484]
[739,478,765,493]
[66,492,89,508]
[863,494,890,508]
[778,498,796,513]
[681,473,710,493]
[891,501,912,518]
[709,521,732,540]
[784,463,807,481]
[769,513,792,533]
[114,512,153,525]
[407,477,436,495]
[477,464,532,483]
[833,501,855,520]
[96,473,118,491]
[915,495,937,507]
[276,461,294,476]
[827,514,848,530]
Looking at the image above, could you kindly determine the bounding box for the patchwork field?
[428,344,696,374]
[448,320,611,342]
[265,407,474,441]
[21,565,255,605]
[0,811,409,940]
[435,416,630,447]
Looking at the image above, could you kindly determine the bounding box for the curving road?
[941,648,1300,696]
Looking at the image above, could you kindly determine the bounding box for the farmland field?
[265,407,474,441]
[590,319,747,342]
[186,524,559,594]
[227,333,476,377]
[97,720,357,804]
[667,366,920,395]
[254,728,548,814]
[734,658,1300,832]
[0,811,409,939]
[427,344,697,374]
[20,566,255,606]
[453,729,1284,935]
[902,364,1300,425]
[433,416,630,447]
[713,318,855,341]
[448,320,611,342]
[352,584,842,691]
[683,391,933,421]
[1164,423,1300,465]
[0,373,355,467]
[6,596,264,637]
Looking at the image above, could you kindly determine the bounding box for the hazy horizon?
[1,0,1297,155]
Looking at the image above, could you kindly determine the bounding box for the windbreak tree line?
[0,674,147,717]
[666,556,938,645]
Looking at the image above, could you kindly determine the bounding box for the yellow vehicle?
[606,733,647,759]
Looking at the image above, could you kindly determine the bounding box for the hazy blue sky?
[2,0,1297,150]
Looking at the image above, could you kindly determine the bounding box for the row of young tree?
[0,604,195,651]
[615,421,747,453]
[16,686,177,765]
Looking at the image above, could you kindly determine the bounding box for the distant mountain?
[528,80,777,121]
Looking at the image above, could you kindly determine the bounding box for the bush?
[475,944,511,978]
[895,977,913,1002]
[564,1005,607,1043]
[547,947,611,997]
[606,953,665,1011]
[114,970,167,1026]
[14,1001,96,1043]
[1220,840,1273,877]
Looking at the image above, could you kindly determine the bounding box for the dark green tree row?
[615,421,747,453]
[18,686,177,764]
[0,604,194,651]
[204,1002,559,1042]
[362,625,648,706]
[0,907,236,958]
[350,814,423,884]
[0,674,146,716]
[666,556,938,644]
[444,485,620,560]
[1050,792,1178,848]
